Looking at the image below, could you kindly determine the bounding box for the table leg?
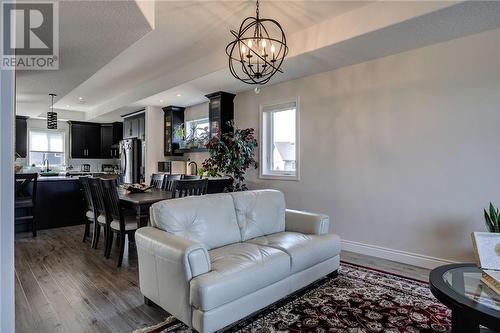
[451,310,480,333]
[135,204,151,228]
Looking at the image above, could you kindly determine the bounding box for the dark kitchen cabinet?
[123,112,145,140]
[15,116,28,158]
[100,122,123,158]
[68,121,101,158]
[162,106,185,156]
[205,91,235,138]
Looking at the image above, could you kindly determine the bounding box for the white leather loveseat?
[136,189,341,333]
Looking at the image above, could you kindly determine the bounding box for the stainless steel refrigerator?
[119,138,142,184]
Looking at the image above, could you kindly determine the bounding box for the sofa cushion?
[189,242,291,311]
[150,194,241,250]
[247,232,341,273]
[230,190,286,241]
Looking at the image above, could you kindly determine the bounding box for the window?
[29,130,65,167]
[260,100,299,180]
[186,118,209,140]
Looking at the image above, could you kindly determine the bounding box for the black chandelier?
[226,0,288,85]
[47,93,57,129]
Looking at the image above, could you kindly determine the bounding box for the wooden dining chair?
[150,173,165,189]
[206,178,234,194]
[171,179,208,198]
[15,173,38,237]
[181,174,201,180]
[100,178,138,267]
[88,177,108,250]
[79,176,96,244]
[163,174,182,191]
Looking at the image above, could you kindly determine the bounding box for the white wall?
[235,28,500,266]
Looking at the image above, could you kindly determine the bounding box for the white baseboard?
[341,239,457,270]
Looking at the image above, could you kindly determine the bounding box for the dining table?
[118,188,172,228]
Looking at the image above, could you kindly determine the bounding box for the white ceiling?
[15,1,500,123]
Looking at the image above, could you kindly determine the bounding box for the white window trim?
[259,97,300,181]
[28,128,66,166]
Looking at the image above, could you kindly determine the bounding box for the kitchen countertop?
[37,173,120,181]
[38,176,85,181]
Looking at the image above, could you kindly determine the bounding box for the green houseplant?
[484,203,500,232]
[202,122,257,191]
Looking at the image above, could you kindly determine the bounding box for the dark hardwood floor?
[15,225,168,333]
[15,225,431,333]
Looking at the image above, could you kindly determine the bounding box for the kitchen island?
[16,176,86,233]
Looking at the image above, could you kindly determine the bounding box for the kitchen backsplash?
[17,158,120,173]
[68,159,120,172]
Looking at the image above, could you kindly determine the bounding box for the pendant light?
[47,93,57,129]
[226,0,288,85]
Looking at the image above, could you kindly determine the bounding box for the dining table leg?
[135,203,151,229]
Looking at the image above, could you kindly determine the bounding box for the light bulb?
[241,45,247,53]
[248,40,253,48]
[261,39,266,48]
[270,44,275,54]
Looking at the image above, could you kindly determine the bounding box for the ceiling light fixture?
[159,99,164,103]
[226,0,288,85]
[47,93,57,129]
[176,93,182,97]
[78,97,83,100]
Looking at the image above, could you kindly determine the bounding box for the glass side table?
[429,264,500,333]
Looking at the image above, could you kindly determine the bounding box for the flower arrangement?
[202,122,257,191]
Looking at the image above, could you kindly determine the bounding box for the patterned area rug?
[134,263,451,333]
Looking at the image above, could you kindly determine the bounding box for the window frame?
[185,117,209,140]
[259,97,300,181]
[28,129,66,167]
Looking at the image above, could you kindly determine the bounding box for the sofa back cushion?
[150,193,241,250]
[230,190,286,241]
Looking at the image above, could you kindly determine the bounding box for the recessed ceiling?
[16,0,154,118]
[15,0,500,123]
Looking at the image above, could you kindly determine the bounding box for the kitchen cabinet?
[205,91,235,138]
[100,122,123,158]
[15,116,28,158]
[123,112,145,140]
[162,106,185,156]
[68,121,101,158]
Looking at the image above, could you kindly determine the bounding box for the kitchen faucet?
[43,158,50,172]
[188,161,198,175]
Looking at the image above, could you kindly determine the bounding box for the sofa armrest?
[135,227,210,325]
[285,209,330,235]
[135,227,210,280]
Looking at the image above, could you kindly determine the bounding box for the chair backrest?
[206,178,234,194]
[88,177,106,217]
[79,176,94,212]
[150,173,165,189]
[100,178,122,223]
[181,174,201,180]
[15,173,38,203]
[163,174,182,191]
[171,179,208,198]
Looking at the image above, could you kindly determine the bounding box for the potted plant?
[174,124,187,149]
[484,203,500,232]
[202,122,257,191]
